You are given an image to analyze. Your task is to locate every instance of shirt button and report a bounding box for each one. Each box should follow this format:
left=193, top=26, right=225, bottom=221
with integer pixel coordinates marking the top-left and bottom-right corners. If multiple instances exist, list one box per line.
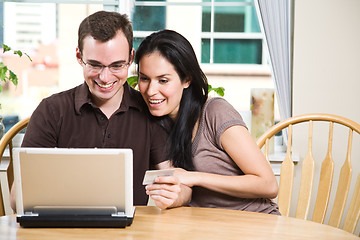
left=100, top=116, right=105, bottom=121
left=107, top=134, right=111, bottom=138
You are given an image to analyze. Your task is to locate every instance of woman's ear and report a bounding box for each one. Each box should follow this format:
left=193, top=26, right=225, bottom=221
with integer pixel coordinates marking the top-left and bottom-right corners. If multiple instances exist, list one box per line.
left=183, top=78, right=191, bottom=89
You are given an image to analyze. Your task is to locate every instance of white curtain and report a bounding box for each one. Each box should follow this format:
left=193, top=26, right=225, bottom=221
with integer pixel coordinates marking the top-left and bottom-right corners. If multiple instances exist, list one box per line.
left=254, top=0, right=293, bottom=122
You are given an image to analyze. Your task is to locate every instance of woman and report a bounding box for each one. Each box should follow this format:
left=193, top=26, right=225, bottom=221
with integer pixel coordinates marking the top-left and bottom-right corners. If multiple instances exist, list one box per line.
left=135, top=29, right=280, bottom=214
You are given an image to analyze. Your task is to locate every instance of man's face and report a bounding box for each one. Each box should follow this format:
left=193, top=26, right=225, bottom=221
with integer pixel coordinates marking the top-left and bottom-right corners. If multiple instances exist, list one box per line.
left=76, top=31, right=133, bottom=107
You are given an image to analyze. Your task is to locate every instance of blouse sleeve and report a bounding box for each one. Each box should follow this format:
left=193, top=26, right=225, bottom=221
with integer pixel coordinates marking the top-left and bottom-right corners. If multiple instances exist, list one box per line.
left=202, top=97, right=247, bottom=149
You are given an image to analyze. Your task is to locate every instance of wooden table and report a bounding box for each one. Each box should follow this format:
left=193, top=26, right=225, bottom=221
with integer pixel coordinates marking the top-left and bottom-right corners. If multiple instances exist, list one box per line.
left=0, top=206, right=358, bottom=240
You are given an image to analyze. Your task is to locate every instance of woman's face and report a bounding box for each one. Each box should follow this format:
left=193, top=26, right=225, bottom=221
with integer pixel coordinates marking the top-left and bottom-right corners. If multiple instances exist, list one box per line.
left=138, top=52, right=190, bottom=121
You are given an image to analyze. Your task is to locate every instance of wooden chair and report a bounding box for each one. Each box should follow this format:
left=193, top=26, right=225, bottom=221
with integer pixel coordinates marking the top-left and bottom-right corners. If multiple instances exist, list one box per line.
left=257, top=113, right=360, bottom=235
left=0, top=117, right=30, bottom=216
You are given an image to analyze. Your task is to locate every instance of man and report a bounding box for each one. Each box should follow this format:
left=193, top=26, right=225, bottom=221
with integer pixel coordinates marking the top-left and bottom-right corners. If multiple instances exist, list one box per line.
left=10, top=11, right=190, bottom=209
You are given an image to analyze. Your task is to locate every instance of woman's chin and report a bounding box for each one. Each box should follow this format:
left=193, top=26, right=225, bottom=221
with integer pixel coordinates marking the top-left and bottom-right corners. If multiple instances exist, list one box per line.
left=149, top=109, right=166, bottom=118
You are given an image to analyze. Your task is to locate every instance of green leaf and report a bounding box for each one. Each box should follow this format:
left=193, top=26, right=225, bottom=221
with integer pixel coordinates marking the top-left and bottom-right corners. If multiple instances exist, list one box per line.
left=127, top=76, right=138, bottom=88
left=208, top=85, right=225, bottom=97
left=214, top=87, right=225, bottom=97
left=2, top=44, right=11, bottom=53
left=0, top=66, right=8, bottom=82
left=9, top=70, right=18, bottom=86
left=14, top=50, right=23, bottom=57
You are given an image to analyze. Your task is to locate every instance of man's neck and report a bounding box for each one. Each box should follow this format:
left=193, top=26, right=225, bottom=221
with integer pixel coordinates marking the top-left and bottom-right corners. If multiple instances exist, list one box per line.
left=93, top=87, right=124, bottom=119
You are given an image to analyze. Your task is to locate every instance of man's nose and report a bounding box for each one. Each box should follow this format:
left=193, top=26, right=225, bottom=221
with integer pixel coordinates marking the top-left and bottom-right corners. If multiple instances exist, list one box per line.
left=99, top=66, right=112, bottom=82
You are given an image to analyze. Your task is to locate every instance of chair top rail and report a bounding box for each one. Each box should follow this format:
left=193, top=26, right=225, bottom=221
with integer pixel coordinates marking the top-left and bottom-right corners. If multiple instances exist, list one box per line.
left=256, top=113, right=360, bottom=148
left=0, top=117, right=30, bottom=159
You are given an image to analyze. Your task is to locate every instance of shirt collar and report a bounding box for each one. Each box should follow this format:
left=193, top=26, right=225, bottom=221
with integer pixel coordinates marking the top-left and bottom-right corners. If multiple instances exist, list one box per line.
left=74, top=82, right=144, bottom=115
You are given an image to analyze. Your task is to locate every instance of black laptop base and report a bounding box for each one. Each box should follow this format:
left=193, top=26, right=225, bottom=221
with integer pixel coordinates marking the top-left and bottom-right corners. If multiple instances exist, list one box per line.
left=17, top=215, right=134, bottom=228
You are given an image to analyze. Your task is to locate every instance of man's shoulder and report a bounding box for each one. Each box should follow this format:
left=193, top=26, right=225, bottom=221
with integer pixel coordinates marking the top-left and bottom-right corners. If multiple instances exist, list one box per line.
left=35, top=84, right=85, bottom=116
left=43, top=85, right=79, bottom=102
left=41, top=84, right=86, bottom=107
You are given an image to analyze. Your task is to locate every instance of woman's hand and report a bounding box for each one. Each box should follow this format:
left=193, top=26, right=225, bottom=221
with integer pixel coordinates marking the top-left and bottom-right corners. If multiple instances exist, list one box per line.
left=173, top=168, right=198, bottom=187
left=149, top=161, right=193, bottom=209
left=145, top=175, right=182, bottom=209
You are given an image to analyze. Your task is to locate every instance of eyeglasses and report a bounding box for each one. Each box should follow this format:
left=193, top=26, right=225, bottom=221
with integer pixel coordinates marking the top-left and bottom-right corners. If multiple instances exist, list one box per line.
left=81, top=58, right=130, bottom=74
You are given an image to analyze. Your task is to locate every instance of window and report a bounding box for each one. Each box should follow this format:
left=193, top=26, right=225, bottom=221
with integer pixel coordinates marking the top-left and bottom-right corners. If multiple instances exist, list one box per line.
left=0, top=0, right=275, bottom=127
left=201, top=0, right=262, bottom=64
left=132, top=0, right=264, bottom=65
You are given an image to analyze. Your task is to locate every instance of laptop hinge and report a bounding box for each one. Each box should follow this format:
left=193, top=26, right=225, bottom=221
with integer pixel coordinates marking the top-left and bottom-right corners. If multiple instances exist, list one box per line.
left=24, top=212, right=39, bottom=217
left=111, top=212, right=126, bottom=217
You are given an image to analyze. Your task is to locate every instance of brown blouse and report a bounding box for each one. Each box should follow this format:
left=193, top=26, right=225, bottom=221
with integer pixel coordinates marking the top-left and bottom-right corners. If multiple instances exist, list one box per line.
left=189, top=97, right=280, bottom=215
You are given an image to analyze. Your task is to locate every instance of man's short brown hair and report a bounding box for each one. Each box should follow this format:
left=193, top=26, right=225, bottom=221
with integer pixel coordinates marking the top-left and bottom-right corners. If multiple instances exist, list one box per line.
left=78, top=11, right=133, bottom=55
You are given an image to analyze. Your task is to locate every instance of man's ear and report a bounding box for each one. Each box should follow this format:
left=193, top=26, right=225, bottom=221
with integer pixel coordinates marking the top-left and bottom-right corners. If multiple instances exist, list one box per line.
left=129, top=48, right=135, bottom=65
left=75, top=47, right=82, bottom=65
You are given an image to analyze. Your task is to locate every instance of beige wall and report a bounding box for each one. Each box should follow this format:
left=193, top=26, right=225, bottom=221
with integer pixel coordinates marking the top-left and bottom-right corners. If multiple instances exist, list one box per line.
left=292, top=0, right=360, bottom=233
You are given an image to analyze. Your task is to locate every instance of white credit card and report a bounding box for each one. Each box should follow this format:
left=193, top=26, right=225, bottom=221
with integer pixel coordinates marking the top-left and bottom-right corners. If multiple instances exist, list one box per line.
left=142, top=169, right=175, bottom=185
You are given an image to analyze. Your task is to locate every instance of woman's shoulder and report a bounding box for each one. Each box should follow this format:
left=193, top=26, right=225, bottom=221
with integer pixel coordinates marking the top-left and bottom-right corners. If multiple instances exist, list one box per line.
left=203, top=97, right=236, bottom=115
left=201, top=97, right=246, bottom=129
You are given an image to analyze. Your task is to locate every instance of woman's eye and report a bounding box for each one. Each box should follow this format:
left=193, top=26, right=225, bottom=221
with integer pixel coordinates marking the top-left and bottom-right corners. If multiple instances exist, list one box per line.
left=139, top=76, right=149, bottom=81
left=159, top=79, right=168, bottom=84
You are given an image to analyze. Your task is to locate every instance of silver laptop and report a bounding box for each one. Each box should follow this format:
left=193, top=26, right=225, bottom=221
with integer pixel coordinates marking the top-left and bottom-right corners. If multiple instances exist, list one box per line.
left=13, top=147, right=135, bottom=228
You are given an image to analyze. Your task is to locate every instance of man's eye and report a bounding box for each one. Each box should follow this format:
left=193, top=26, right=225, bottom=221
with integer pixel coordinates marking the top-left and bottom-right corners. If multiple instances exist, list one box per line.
left=89, top=64, right=102, bottom=69
left=110, top=64, right=123, bottom=69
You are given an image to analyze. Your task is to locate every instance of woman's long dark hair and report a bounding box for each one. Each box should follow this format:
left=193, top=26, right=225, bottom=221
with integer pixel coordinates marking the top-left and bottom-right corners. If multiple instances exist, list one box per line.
left=135, top=30, right=208, bottom=170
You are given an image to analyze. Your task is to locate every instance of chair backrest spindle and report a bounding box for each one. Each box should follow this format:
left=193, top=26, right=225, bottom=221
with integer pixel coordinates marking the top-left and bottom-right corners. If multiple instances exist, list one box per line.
left=312, top=122, right=335, bottom=223
left=328, top=129, right=353, bottom=228
left=295, top=120, right=315, bottom=219
left=277, top=124, right=294, bottom=217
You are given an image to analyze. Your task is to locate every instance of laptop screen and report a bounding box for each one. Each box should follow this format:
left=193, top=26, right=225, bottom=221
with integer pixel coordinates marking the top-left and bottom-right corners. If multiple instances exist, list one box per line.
left=13, top=148, right=134, bottom=218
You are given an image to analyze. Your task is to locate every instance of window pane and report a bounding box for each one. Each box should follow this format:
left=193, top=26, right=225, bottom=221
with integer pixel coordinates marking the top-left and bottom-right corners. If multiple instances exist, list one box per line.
left=201, top=39, right=210, bottom=63
left=132, top=0, right=165, bottom=31
left=133, top=37, right=144, bottom=51
left=202, top=1, right=260, bottom=33
left=202, top=38, right=262, bottom=64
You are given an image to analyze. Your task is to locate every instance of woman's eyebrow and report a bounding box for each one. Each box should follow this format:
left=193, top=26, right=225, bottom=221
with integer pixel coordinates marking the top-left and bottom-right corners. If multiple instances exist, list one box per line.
left=140, top=73, right=170, bottom=78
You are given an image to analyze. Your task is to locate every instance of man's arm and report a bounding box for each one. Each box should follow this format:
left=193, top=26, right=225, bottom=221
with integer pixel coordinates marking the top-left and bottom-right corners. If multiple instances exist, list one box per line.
left=21, top=99, right=58, bottom=148
left=146, top=161, right=192, bottom=209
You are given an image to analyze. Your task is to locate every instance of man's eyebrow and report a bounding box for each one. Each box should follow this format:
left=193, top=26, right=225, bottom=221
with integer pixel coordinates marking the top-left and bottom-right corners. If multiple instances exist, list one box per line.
left=86, top=59, right=128, bottom=65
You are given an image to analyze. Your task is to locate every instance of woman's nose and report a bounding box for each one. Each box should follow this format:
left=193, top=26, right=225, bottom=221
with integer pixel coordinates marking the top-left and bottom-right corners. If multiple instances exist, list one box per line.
left=146, top=81, right=158, bottom=96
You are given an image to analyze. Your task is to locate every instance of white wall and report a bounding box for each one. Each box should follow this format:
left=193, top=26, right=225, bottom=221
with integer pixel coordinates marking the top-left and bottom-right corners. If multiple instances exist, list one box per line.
left=292, top=0, right=360, bottom=234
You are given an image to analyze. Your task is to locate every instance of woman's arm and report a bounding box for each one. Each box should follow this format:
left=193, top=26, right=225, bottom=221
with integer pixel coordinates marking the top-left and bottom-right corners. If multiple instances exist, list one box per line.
left=175, top=125, right=278, bottom=199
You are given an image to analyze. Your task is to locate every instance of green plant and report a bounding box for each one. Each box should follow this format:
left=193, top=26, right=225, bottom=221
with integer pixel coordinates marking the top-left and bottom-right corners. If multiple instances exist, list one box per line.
left=0, top=44, right=32, bottom=94
left=127, top=75, right=138, bottom=88
left=0, top=44, right=32, bottom=108
left=208, top=84, right=225, bottom=97
left=127, top=76, right=225, bottom=97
